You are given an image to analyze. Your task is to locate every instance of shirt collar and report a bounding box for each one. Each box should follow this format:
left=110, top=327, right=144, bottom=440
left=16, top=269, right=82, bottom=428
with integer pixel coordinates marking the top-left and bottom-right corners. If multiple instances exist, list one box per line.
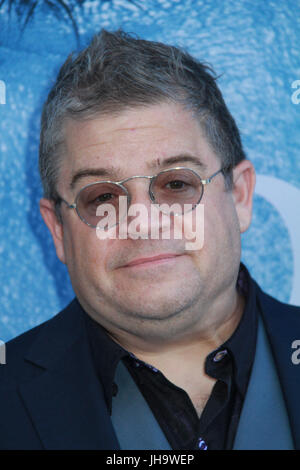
left=205, top=262, right=258, bottom=396
left=84, top=313, right=129, bottom=414
left=226, top=262, right=258, bottom=396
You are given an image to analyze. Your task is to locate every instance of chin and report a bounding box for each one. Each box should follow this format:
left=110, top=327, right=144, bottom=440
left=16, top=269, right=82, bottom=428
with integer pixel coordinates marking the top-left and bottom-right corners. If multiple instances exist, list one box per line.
left=120, top=282, right=203, bottom=321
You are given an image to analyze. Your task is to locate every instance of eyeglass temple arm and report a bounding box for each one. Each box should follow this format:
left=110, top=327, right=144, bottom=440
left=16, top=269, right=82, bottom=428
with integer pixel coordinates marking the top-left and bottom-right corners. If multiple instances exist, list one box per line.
left=201, top=167, right=228, bottom=185
left=56, top=197, right=76, bottom=210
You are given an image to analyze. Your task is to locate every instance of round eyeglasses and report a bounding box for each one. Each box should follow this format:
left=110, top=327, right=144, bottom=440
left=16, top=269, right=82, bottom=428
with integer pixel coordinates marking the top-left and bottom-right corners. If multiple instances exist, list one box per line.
left=56, top=166, right=225, bottom=228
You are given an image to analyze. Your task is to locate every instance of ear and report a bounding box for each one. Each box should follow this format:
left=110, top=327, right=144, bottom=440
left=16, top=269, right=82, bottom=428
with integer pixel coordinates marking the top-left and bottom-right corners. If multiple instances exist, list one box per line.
left=39, top=198, right=66, bottom=264
left=231, top=160, right=256, bottom=233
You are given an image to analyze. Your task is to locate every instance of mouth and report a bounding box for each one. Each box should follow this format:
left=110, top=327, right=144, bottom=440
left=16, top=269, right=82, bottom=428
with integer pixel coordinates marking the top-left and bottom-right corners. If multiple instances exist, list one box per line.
left=121, top=253, right=183, bottom=268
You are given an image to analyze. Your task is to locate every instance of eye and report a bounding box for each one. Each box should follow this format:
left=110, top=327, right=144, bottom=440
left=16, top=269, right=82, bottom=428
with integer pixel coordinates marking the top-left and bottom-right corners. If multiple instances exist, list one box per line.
left=85, top=188, right=119, bottom=207
left=166, top=180, right=190, bottom=190
left=92, top=193, right=115, bottom=204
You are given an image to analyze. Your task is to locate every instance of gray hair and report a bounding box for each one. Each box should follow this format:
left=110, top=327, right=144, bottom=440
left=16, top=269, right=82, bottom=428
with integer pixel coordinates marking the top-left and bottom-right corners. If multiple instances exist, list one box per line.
left=39, top=29, right=246, bottom=203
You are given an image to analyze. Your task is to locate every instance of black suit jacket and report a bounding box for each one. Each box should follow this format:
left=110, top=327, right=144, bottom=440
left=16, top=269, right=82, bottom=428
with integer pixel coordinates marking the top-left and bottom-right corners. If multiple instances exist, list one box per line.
left=1, top=279, right=300, bottom=450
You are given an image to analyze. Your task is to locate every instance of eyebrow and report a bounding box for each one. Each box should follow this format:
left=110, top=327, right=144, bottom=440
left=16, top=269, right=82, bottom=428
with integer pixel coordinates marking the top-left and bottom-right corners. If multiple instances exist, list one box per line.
left=70, top=154, right=207, bottom=189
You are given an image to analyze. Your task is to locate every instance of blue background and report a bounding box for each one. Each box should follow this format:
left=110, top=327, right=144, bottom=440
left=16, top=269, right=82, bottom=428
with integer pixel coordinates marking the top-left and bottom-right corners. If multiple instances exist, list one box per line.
left=0, top=0, right=300, bottom=342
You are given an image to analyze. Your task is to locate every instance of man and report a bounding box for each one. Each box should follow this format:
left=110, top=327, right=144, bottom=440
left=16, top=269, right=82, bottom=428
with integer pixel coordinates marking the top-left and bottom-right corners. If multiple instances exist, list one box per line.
left=0, top=29, right=299, bottom=450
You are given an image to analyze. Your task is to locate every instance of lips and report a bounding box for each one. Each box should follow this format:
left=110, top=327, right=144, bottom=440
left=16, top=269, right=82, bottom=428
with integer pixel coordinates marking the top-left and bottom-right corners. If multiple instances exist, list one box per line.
left=122, top=253, right=182, bottom=268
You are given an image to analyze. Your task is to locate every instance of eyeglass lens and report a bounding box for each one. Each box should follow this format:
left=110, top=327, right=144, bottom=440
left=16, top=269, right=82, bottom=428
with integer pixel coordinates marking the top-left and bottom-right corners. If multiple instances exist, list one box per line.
left=76, top=168, right=204, bottom=227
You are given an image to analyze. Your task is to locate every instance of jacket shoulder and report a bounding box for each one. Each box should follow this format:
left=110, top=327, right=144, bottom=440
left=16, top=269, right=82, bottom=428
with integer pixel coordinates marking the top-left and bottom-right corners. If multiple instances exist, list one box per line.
left=0, top=299, right=79, bottom=384
left=256, top=282, right=300, bottom=322
left=255, top=281, right=300, bottom=352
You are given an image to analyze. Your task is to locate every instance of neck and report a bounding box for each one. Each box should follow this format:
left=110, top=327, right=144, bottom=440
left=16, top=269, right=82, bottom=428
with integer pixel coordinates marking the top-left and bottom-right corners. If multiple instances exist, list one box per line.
left=108, top=287, right=245, bottom=374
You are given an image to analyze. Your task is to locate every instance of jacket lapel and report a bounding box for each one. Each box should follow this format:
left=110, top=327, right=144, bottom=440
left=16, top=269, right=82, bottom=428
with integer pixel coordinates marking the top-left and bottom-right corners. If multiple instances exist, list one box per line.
left=256, top=283, right=300, bottom=449
left=233, top=314, right=294, bottom=449
left=18, top=299, right=120, bottom=450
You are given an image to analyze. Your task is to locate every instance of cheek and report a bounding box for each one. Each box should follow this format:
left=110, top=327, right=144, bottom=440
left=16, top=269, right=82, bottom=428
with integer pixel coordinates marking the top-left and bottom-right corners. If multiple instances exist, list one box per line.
left=172, top=205, right=205, bottom=252
left=63, top=223, right=111, bottom=277
left=207, top=202, right=241, bottom=259
left=191, top=198, right=240, bottom=259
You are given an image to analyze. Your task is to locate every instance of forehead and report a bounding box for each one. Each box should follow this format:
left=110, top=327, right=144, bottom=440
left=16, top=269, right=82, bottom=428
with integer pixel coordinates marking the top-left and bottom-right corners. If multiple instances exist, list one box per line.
left=61, top=102, right=218, bottom=189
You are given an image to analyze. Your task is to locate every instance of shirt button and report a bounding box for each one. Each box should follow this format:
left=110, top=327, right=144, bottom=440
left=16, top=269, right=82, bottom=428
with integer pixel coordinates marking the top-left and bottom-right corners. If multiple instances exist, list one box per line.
left=198, top=438, right=208, bottom=450
left=213, top=349, right=228, bottom=362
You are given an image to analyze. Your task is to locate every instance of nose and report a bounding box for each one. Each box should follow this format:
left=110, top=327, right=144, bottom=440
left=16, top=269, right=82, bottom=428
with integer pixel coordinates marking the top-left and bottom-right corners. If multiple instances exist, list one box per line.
left=119, top=177, right=169, bottom=240
left=126, top=176, right=153, bottom=204
left=125, top=178, right=155, bottom=239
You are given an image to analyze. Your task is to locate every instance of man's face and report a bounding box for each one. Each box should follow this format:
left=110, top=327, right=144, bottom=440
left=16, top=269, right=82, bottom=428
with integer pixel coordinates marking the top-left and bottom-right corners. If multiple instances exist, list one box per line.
left=41, top=102, right=255, bottom=342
